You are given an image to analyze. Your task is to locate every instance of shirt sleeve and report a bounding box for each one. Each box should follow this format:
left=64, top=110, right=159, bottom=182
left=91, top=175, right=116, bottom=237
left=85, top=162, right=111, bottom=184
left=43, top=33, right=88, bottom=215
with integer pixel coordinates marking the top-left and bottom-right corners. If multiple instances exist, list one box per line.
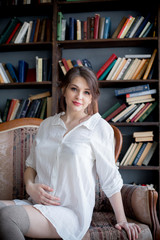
left=91, top=119, right=123, bottom=198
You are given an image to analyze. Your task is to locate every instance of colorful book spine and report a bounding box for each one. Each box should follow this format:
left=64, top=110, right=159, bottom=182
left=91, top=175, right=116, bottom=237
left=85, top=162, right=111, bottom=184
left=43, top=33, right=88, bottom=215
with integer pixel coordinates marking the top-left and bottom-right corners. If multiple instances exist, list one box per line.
left=115, top=84, right=150, bottom=96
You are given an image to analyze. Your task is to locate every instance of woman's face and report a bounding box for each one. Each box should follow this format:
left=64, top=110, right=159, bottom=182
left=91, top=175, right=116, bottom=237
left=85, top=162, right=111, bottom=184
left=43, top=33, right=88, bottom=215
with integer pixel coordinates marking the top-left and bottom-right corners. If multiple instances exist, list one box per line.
left=63, top=76, right=92, bottom=113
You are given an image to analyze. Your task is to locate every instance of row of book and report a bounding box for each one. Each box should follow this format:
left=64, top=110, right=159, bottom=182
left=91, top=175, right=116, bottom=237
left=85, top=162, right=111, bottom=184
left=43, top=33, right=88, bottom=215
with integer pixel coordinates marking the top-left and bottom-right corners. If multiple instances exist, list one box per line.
left=120, top=131, right=158, bottom=166
left=102, top=84, right=157, bottom=123
left=0, top=57, right=51, bottom=84
left=0, top=17, right=52, bottom=45
left=57, top=11, right=156, bottom=41
left=0, top=91, right=51, bottom=123
left=112, top=13, right=155, bottom=39
left=59, top=58, right=93, bottom=75
left=57, top=12, right=111, bottom=41
left=96, top=49, right=157, bottom=80
left=0, top=0, right=52, bottom=6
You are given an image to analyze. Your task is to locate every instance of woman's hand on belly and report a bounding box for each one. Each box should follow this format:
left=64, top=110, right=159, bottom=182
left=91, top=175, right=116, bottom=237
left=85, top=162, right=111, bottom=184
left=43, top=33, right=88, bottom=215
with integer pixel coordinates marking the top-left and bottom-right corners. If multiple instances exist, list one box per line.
left=26, top=182, right=61, bottom=206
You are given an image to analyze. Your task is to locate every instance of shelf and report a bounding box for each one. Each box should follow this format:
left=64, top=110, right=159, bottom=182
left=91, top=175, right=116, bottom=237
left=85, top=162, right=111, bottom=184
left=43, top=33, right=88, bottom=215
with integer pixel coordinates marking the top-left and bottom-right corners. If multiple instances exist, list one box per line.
left=0, top=82, right=52, bottom=89
left=0, top=42, right=52, bottom=52
left=120, top=166, right=160, bottom=170
left=111, top=122, right=160, bottom=127
left=57, top=37, right=158, bottom=49
left=98, top=80, right=159, bottom=88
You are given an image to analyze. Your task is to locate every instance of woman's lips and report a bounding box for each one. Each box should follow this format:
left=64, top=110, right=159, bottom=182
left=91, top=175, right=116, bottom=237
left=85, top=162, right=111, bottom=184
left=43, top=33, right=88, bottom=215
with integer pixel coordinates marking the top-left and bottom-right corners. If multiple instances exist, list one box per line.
left=73, top=101, right=82, bottom=106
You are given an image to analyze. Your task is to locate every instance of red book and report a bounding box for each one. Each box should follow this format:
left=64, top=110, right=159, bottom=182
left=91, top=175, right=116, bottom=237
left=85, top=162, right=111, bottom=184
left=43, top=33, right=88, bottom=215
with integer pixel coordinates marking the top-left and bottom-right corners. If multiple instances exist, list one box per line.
left=83, top=20, right=87, bottom=40
left=26, top=68, right=36, bottom=82
left=130, top=102, right=150, bottom=122
left=94, top=14, right=100, bottom=39
left=7, top=99, right=18, bottom=121
left=6, top=22, right=21, bottom=44
left=96, top=53, right=117, bottom=79
left=105, top=103, right=127, bottom=122
left=62, top=58, right=70, bottom=72
left=117, top=15, right=132, bottom=38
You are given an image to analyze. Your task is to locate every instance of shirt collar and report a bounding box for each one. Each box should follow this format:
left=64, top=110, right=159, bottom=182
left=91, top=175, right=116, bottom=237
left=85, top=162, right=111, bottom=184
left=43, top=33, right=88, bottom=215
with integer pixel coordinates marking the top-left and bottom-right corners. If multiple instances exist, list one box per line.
left=51, top=112, right=102, bottom=130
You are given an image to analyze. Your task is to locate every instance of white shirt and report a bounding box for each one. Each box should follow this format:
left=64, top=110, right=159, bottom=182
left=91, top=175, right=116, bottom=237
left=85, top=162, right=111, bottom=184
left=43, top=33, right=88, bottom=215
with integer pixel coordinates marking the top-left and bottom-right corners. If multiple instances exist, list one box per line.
left=25, top=112, right=123, bottom=240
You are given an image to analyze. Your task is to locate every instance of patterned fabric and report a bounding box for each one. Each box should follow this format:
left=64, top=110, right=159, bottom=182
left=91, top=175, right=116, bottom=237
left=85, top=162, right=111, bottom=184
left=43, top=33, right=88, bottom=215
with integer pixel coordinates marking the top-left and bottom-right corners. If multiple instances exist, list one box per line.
left=0, top=127, right=38, bottom=200
left=89, top=212, right=128, bottom=240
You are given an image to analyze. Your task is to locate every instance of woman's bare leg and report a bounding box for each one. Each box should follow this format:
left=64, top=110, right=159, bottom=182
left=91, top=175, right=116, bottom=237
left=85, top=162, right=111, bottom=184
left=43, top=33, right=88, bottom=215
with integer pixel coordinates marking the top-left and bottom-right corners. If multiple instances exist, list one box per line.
left=23, top=205, right=61, bottom=239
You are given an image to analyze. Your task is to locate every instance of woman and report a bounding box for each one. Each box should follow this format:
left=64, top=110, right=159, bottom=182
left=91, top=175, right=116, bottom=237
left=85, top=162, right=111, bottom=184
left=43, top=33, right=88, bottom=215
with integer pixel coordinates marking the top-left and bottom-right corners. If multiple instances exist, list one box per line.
left=0, top=66, right=141, bottom=240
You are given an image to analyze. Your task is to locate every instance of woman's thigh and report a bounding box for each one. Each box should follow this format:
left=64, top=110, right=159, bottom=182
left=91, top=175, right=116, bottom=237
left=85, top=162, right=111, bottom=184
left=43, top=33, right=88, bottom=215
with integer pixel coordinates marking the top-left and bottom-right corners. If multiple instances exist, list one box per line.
left=23, top=205, right=61, bottom=239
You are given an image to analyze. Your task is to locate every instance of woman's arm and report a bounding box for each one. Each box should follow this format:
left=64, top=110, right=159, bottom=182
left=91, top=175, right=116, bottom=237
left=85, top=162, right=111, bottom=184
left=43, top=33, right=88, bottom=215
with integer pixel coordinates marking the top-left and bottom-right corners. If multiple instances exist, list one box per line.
left=24, top=167, right=60, bottom=206
left=109, top=192, right=141, bottom=240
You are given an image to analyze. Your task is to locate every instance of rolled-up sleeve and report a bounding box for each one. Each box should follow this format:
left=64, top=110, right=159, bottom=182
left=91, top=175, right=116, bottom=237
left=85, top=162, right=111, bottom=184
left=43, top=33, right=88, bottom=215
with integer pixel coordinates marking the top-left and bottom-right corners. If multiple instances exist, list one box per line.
left=91, top=119, right=123, bottom=198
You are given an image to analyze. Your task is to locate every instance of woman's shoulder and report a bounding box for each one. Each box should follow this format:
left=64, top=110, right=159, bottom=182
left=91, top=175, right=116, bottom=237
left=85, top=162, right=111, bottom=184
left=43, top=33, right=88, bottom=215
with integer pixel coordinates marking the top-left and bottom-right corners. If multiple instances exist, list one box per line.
left=38, top=112, right=63, bottom=129
left=92, top=113, right=113, bottom=132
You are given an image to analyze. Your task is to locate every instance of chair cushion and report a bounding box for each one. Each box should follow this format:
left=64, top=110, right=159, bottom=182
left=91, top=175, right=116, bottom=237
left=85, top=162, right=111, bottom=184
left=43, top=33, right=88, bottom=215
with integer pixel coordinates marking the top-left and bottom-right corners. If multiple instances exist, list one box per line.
left=89, top=212, right=153, bottom=240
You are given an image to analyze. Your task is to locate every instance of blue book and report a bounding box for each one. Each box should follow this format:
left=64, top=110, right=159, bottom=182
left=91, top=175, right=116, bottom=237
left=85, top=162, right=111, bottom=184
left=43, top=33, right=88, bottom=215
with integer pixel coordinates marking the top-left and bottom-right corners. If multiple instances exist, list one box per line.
left=29, top=19, right=36, bottom=42
left=18, top=60, right=28, bottom=83
left=133, top=12, right=151, bottom=38
left=99, top=59, right=116, bottom=80
left=132, top=143, right=147, bottom=166
left=103, top=17, right=111, bottom=39
left=5, top=63, right=18, bottom=83
left=69, top=17, right=76, bottom=40
left=115, top=84, right=150, bottom=96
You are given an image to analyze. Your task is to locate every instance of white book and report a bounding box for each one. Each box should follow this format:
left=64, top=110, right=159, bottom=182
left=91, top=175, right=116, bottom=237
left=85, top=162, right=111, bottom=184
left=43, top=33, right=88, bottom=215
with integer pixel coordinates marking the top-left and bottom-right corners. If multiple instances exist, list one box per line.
left=111, top=57, right=126, bottom=80
left=112, top=104, right=136, bottom=122
left=129, top=16, right=144, bottom=38
left=142, top=142, right=158, bottom=166
left=36, top=56, right=43, bottom=82
left=126, top=103, right=145, bottom=122
left=14, top=21, right=30, bottom=43
left=139, top=21, right=151, bottom=38
left=0, top=63, right=10, bottom=83
left=61, top=19, right=67, bottom=41
left=126, top=89, right=157, bottom=98
left=116, top=58, right=132, bottom=80
left=106, top=57, right=121, bottom=80
left=25, top=21, right=33, bottom=43
left=123, top=58, right=140, bottom=80
left=120, top=143, right=134, bottom=166
left=125, top=54, right=151, bottom=58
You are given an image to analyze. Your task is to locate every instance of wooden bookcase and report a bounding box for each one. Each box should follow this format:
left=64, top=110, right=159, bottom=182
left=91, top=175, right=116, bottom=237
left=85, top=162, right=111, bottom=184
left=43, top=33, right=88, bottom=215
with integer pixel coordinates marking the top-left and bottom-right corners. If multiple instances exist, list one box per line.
left=0, top=0, right=159, bottom=218
left=53, top=0, right=160, bottom=218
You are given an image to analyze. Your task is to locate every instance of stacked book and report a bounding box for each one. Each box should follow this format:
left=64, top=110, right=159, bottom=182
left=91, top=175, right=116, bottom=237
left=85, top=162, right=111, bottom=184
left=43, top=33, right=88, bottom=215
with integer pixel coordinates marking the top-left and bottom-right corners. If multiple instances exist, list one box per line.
left=96, top=49, right=157, bottom=80
left=0, top=17, right=52, bottom=45
left=57, top=12, right=111, bottom=41
left=1, top=91, right=51, bottom=122
left=120, top=131, right=158, bottom=166
left=102, top=84, right=157, bottom=123
left=112, top=12, right=155, bottom=39
left=59, top=58, right=92, bottom=74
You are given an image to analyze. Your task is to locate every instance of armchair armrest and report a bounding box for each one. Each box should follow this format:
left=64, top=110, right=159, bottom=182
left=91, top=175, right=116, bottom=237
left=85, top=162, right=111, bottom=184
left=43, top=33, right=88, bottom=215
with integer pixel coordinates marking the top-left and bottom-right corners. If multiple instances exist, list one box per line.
left=121, top=184, right=160, bottom=240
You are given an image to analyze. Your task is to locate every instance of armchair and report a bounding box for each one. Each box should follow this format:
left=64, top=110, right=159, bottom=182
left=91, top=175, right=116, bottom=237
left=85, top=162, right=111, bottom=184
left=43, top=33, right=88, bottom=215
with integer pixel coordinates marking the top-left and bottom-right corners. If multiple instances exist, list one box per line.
left=0, top=118, right=159, bottom=240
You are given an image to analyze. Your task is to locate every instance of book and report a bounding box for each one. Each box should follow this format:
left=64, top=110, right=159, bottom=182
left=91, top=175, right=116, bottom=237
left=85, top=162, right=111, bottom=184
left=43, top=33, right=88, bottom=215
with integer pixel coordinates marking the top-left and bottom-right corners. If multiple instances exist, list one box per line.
left=36, top=56, right=43, bottom=82
left=133, top=12, right=151, bottom=38
left=130, top=102, right=151, bottom=122
left=29, top=19, right=37, bottom=42
left=25, top=68, right=36, bottom=82
left=105, top=103, right=127, bottom=122
left=103, top=17, right=111, bottom=39
left=126, top=142, right=143, bottom=166
left=126, top=89, right=157, bottom=98
left=96, top=53, right=117, bottom=79
left=135, top=136, right=153, bottom=142
left=106, top=57, right=121, bottom=80
left=133, top=131, right=153, bottom=138
left=98, top=17, right=105, bottom=39
left=101, top=102, right=121, bottom=119
left=126, top=94, right=153, bottom=103
left=6, top=22, right=21, bottom=44
left=118, top=104, right=137, bottom=122
left=33, top=18, right=41, bottom=42
left=116, top=58, right=132, bottom=80
left=61, top=18, right=67, bottom=41
left=120, top=142, right=135, bottom=166
left=143, top=49, right=157, bottom=80
left=132, top=143, right=147, bottom=165
left=14, top=21, right=29, bottom=43
left=138, top=101, right=158, bottom=122
left=69, top=17, right=76, bottom=40
left=120, top=143, right=137, bottom=166
left=98, top=59, right=116, bottom=80
left=28, top=91, right=51, bottom=101
left=0, top=63, right=10, bottom=83
left=77, top=19, right=81, bottom=40
left=126, top=103, right=145, bottom=123
left=25, top=20, right=33, bottom=43
left=117, top=15, right=134, bottom=38
left=2, top=99, right=11, bottom=122
left=131, top=59, right=148, bottom=79
left=57, top=12, right=63, bottom=41
left=142, top=141, right=158, bottom=166
left=18, top=60, right=28, bottom=83
left=128, top=16, right=144, bottom=38
left=115, top=84, right=150, bottom=96
left=111, top=104, right=136, bottom=123
left=5, top=63, right=18, bottom=83
left=94, top=14, right=100, bottom=39
left=124, top=54, right=151, bottom=58
left=136, top=142, right=153, bottom=166
left=6, top=99, right=18, bottom=121
left=111, top=58, right=127, bottom=80
left=59, top=60, right=67, bottom=75
left=111, top=16, right=127, bottom=38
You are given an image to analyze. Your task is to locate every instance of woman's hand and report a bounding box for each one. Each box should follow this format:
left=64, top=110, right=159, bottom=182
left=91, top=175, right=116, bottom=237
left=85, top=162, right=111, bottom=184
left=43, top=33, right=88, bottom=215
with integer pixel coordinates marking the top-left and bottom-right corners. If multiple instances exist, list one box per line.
left=115, top=221, right=141, bottom=240
left=26, top=182, right=60, bottom=206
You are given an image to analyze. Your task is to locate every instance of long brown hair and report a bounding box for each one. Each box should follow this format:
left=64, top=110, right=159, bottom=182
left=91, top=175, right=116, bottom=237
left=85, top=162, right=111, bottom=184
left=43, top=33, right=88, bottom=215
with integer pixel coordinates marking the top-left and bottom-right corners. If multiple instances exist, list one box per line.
left=59, top=66, right=100, bottom=113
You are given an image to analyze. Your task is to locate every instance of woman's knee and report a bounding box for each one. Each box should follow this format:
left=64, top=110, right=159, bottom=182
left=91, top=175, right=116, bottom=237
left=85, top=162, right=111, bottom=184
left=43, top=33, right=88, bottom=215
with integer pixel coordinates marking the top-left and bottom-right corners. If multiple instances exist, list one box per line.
left=0, top=205, right=30, bottom=234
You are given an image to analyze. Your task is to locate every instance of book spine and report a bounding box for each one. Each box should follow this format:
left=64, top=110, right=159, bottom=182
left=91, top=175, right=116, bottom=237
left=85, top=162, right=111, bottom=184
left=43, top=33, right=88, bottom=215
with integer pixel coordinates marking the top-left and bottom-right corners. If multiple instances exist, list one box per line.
left=96, top=53, right=117, bottom=79
left=132, top=143, right=147, bottom=165
left=138, top=101, right=158, bottom=122
left=115, top=84, right=150, bottom=96
left=105, top=103, right=127, bottom=121
left=94, top=14, right=100, bottom=39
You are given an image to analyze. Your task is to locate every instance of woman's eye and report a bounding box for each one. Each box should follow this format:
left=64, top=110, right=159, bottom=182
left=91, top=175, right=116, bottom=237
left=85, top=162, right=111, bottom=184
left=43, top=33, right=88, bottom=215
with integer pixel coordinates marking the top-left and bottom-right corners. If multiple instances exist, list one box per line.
left=71, top=87, right=77, bottom=91
left=84, top=91, right=90, bottom=95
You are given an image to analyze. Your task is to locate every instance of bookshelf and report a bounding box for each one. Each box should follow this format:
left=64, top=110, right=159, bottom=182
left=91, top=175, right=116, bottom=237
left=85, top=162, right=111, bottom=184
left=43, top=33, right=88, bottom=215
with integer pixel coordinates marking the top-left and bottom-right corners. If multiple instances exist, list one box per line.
left=0, top=0, right=159, bottom=219
left=54, top=0, right=160, bottom=219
